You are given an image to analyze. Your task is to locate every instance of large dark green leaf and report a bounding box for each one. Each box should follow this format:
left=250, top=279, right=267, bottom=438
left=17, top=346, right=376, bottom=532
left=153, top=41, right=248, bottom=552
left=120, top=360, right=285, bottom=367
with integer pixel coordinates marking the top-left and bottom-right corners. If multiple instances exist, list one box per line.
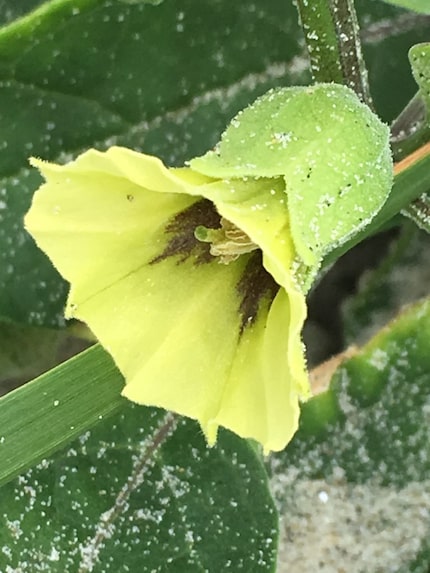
left=0, top=407, right=278, bottom=572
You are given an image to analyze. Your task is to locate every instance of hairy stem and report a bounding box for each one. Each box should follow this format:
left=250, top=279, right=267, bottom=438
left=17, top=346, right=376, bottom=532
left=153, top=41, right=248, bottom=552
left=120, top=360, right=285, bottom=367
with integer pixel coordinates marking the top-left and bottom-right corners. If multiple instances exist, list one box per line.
left=295, top=0, right=344, bottom=85
left=295, top=0, right=372, bottom=107
left=329, top=0, right=372, bottom=107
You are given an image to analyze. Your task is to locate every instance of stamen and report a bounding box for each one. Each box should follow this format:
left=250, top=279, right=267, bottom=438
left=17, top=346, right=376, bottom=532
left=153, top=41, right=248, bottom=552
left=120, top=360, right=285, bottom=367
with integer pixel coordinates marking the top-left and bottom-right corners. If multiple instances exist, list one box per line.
left=195, top=217, right=258, bottom=264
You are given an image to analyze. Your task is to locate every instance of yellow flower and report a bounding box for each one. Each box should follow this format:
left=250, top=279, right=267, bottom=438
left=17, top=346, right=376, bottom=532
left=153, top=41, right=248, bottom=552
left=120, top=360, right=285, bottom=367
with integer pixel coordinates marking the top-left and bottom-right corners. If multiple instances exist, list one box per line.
left=25, top=146, right=309, bottom=452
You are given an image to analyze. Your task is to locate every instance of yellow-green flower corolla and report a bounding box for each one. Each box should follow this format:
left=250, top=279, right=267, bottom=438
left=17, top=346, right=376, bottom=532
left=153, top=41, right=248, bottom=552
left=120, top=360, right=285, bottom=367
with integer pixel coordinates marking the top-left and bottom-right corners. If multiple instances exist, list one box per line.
left=24, top=84, right=393, bottom=452
left=25, top=147, right=310, bottom=452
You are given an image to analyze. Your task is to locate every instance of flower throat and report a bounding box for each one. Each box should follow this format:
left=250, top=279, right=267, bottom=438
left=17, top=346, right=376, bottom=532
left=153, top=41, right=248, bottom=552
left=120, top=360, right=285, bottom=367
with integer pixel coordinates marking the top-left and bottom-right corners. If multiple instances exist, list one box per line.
left=194, top=217, right=258, bottom=264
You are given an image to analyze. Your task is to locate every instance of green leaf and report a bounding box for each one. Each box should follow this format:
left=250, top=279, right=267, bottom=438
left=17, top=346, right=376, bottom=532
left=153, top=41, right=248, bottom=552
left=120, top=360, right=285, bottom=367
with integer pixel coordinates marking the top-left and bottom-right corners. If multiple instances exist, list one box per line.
left=272, top=297, right=430, bottom=570
left=379, top=0, right=430, bottom=14
left=0, top=344, right=124, bottom=487
left=0, top=408, right=278, bottom=572
left=409, top=43, right=430, bottom=116
left=191, top=84, right=392, bottom=266
left=305, top=296, right=430, bottom=477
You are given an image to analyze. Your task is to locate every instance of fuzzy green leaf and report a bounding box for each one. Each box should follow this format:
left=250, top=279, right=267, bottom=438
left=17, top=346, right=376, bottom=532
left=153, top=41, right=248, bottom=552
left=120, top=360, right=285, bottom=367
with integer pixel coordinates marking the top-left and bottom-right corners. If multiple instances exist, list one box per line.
left=0, top=408, right=278, bottom=572
left=409, top=43, right=430, bottom=116
left=191, top=84, right=392, bottom=266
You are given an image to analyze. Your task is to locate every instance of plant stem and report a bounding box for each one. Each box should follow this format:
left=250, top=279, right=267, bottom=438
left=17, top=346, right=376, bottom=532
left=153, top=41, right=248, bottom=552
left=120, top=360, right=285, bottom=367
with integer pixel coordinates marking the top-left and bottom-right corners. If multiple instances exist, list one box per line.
left=295, top=0, right=373, bottom=107
left=295, top=0, right=344, bottom=85
left=329, top=0, right=372, bottom=107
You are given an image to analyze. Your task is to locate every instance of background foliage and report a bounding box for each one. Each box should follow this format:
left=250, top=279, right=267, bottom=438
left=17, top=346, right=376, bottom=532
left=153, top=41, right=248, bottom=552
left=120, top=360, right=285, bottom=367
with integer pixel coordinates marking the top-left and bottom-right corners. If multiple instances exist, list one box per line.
left=0, top=0, right=429, bottom=571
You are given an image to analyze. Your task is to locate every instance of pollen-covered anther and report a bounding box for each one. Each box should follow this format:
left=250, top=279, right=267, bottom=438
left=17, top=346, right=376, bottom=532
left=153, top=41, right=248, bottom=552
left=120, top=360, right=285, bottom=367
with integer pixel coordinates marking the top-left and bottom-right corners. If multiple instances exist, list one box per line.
left=194, top=217, right=258, bottom=264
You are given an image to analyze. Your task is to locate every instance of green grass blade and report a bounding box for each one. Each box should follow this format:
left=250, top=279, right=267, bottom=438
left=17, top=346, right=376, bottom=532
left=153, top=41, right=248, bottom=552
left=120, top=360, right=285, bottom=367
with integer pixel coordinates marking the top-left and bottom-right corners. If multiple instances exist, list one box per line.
left=0, top=344, right=124, bottom=486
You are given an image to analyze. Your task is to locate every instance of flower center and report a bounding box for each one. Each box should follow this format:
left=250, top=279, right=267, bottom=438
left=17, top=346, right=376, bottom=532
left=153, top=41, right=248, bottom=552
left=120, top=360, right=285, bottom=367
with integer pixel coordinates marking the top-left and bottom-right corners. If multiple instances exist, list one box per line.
left=194, top=218, right=258, bottom=264
left=150, top=199, right=279, bottom=333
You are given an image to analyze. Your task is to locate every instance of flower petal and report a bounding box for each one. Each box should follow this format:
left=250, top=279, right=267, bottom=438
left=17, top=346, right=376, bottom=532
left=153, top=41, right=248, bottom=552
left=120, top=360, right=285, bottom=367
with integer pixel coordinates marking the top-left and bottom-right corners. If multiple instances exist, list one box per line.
left=25, top=148, right=210, bottom=312
left=209, top=287, right=307, bottom=452
left=25, top=148, right=308, bottom=451
left=194, top=176, right=310, bottom=395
